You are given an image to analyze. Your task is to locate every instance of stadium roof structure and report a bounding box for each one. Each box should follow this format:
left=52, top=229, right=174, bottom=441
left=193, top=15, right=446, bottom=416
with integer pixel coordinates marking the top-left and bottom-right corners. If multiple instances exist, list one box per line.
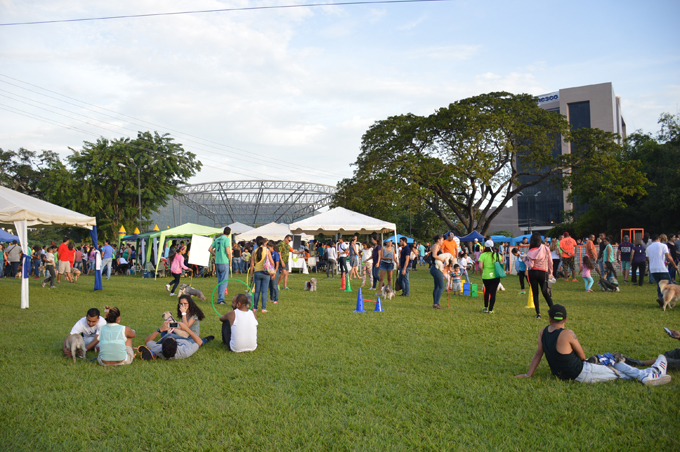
left=175, top=180, right=337, bottom=227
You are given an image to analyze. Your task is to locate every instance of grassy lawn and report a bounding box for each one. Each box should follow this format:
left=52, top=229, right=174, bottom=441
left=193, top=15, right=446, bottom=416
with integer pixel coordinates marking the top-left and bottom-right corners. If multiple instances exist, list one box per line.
left=0, top=268, right=678, bottom=451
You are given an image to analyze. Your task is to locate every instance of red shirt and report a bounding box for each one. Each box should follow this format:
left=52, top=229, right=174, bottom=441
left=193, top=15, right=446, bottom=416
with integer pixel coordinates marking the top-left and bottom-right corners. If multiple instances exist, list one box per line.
left=58, top=243, right=75, bottom=263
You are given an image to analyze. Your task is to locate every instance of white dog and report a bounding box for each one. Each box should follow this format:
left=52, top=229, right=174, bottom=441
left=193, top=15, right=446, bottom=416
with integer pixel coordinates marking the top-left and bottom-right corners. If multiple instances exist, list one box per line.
left=381, top=284, right=395, bottom=300
left=65, top=334, right=87, bottom=363
left=434, top=253, right=455, bottom=272
left=304, top=278, right=317, bottom=291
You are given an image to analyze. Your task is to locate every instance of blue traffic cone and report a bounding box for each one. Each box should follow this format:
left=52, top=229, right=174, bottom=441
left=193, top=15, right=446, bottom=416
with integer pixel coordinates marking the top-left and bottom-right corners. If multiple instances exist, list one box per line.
left=374, top=296, right=383, bottom=312
left=354, top=287, right=365, bottom=313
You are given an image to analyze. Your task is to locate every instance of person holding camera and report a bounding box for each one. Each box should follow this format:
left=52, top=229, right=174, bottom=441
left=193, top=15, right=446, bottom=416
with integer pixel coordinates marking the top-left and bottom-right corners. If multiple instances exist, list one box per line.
left=138, top=304, right=214, bottom=360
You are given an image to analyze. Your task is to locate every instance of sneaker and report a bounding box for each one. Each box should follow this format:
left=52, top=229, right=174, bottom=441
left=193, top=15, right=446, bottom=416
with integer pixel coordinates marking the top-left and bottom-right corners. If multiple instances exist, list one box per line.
left=488, top=310, right=495, bottom=314
left=165, top=284, right=170, bottom=292
left=50, top=286, right=57, bottom=289
left=169, top=293, right=176, bottom=296
left=261, top=309, right=268, bottom=313
left=572, top=279, right=578, bottom=282
left=518, top=291, right=525, bottom=295
left=216, top=301, right=226, bottom=305
left=137, top=345, right=155, bottom=361
left=536, top=314, right=541, bottom=319
left=656, top=298, right=664, bottom=307
left=285, top=287, right=289, bottom=290
left=204, top=335, right=215, bottom=343
left=642, top=372, right=671, bottom=386
left=433, top=304, right=443, bottom=309
left=272, top=301, right=278, bottom=304
left=652, top=354, right=668, bottom=375
left=483, top=307, right=488, bottom=313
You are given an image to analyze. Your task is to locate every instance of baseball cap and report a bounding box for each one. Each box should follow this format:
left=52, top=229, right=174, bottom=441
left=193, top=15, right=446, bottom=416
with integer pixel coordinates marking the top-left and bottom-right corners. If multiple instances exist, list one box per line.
left=484, top=239, right=494, bottom=248
left=563, top=232, right=570, bottom=237
left=548, top=304, right=567, bottom=321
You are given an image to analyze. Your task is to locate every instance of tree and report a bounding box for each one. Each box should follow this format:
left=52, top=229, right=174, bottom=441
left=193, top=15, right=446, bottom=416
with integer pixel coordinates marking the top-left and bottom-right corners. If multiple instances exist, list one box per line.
left=2, top=131, right=202, bottom=241
left=334, top=92, right=647, bottom=235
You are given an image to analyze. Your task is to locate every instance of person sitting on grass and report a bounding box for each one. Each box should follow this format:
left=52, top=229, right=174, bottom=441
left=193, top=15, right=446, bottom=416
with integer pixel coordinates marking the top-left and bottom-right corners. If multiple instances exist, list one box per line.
left=219, top=294, right=258, bottom=353
left=515, top=304, right=671, bottom=386
left=177, top=294, right=205, bottom=336
left=623, top=328, right=680, bottom=371
left=63, top=308, right=106, bottom=359
left=138, top=314, right=214, bottom=360
left=97, top=306, right=136, bottom=366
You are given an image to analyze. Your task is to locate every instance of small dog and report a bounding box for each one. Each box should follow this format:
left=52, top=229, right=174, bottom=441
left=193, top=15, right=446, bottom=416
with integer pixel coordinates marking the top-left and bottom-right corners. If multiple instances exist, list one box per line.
left=65, top=334, right=87, bottom=363
left=658, top=280, right=679, bottom=311
left=381, top=284, right=395, bottom=300
left=304, top=278, right=317, bottom=291
left=434, top=253, right=454, bottom=272
left=178, top=284, right=206, bottom=301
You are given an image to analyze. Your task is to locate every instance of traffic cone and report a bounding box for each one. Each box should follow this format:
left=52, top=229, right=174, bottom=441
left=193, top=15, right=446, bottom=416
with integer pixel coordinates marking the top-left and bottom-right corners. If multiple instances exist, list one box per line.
left=354, top=288, right=365, bottom=313
left=526, top=290, right=535, bottom=309
left=344, top=275, right=352, bottom=292
left=224, top=287, right=229, bottom=296
left=374, top=296, right=383, bottom=312
left=340, top=273, right=346, bottom=290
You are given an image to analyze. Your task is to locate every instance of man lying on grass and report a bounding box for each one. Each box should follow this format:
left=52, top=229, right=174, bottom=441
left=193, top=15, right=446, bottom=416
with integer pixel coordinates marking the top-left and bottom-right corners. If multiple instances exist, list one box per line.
left=63, top=308, right=106, bottom=359
left=138, top=306, right=214, bottom=360
left=220, top=294, right=258, bottom=353
left=515, top=304, right=671, bottom=386
left=624, top=327, right=680, bottom=371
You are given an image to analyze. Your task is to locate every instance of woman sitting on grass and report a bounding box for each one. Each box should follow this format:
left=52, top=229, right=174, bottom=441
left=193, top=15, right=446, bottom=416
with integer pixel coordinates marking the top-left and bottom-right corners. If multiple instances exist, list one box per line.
left=220, top=294, right=258, bottom=352
left=98, top=306, right=136, bottom=366
left=178, top=294, right=205, bottom=336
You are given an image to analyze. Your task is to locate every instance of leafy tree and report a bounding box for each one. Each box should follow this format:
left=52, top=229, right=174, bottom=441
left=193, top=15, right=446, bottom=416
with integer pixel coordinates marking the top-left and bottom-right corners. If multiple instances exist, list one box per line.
left=334, top=92, right=647, bottom=235
left=0, top=148, right=62, bottom=196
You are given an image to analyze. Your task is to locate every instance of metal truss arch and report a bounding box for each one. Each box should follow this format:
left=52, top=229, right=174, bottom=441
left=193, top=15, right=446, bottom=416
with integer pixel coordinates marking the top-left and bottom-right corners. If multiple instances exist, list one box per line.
left=175, top=180, right=337, bottom=226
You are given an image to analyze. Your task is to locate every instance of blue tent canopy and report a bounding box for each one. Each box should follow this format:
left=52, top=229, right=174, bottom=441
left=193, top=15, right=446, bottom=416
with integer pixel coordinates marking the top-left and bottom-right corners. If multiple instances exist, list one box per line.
left=490, top=235, right=513, bottom=244
left=0, top=229, right=20, bottom=242
left=458, top=231, right=485, bottom=242
left=384, top=233, right=414, bottom=244
left=513, top=234, right=547, bottom=245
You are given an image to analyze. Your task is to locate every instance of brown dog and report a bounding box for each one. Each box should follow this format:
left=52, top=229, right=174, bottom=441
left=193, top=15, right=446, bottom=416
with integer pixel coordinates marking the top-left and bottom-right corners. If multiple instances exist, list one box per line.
left=658, top=280, right=679, bottom=311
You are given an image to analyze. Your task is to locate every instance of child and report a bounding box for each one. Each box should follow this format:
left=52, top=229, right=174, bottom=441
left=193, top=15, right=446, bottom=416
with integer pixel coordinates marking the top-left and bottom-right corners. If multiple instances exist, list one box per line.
left=580, top=256, right=595, bottom=292
left=512, top=248, right=527, bottom=294
left=450, top=264, right=463, bottom=295
left=41, top=245, right=57, bottom=288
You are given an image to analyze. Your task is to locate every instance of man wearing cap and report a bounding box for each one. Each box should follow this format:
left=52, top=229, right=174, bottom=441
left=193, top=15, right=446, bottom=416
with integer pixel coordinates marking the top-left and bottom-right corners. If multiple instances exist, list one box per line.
left=558, top=232, right=577, bottom=282
left=516, top=304, right=671, bottom=385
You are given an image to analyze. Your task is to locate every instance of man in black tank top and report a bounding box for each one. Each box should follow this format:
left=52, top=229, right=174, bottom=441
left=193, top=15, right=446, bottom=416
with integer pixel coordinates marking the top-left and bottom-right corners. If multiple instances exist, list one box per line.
left=516, top=305, right=671, bottom=386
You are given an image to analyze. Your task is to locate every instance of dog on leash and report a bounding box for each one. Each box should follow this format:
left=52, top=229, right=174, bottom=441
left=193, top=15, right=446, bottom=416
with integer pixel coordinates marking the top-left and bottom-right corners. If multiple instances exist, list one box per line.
left=381, top=284, right=395, bottom=300
left=434, top=253, right=454, bottom=272
left=658, top=280, right=679, bottom=311
left=304, top=278, right=317, bottom=291
left=65, top=334, right=87, bottom=363
left=178, top=284, right=206, bottom=301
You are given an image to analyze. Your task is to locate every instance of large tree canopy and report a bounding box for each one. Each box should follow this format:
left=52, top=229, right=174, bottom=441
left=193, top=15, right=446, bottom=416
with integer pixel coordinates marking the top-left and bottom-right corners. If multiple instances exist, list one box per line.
left=334, top=92, right=647, bottom=235
left=1, top=131, right=202, bottom=240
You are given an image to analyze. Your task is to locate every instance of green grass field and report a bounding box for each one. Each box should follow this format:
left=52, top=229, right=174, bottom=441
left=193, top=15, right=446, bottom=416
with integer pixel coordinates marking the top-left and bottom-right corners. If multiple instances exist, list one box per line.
left=0, top=268, right=678, bottom=451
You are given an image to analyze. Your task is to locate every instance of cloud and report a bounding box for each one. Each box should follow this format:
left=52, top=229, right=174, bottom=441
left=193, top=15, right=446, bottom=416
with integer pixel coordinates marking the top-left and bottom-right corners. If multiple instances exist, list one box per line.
left=398, top=13, right=426, bottom=31
left=406, top=44, right=482, bottom=61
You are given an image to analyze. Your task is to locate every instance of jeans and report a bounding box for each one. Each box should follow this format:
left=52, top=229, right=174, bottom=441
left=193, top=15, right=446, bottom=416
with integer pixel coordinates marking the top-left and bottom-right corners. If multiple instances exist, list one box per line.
left=398, top=268, right=410, bottom=295
left=270, top=271, right=280, bottom=301
left=631, top=261, right=646, bottom=286
left=215, top=263, right=229, bottom=303
left=232, top=257, right=242, bottom=273
left=518, top=270, right=526, bottom=290
left=33, top=260, right=40, bottom=276
left=651, top=272, right=671, bottom=299
left=430, top=265, right=445, bottom=306
left=338, top=257, right=347, bottom=275
left=326, top=259, right=336, bottom=278
left=170, top=272, right=181, bottom=293
left=222, top=321, right=233, bottom=351
left=372, top=265, right=380, bottom=289
left=575, top=361, right=655, bottom=383
left=584, top=276, right=594, bottom=291
left=241, top=258, right=248, bottom=273
left=10, top=261, right=20, bottom=277
left=42, top=264, right=56, bottom=287
left=102, top=258, right=112, bottom=279
left=528, top=269, right=553, bottom=315
left=253, top=271, right=269, bottom=310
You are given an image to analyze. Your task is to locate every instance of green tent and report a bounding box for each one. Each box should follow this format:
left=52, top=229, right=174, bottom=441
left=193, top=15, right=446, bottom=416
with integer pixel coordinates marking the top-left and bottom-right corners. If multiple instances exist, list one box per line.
left=153, top=223, right=225, bottom=272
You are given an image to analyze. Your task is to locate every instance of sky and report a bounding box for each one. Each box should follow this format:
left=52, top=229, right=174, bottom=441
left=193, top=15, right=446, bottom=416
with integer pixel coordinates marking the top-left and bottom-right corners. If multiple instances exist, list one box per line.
left=1, top=0, right=679, bottom=189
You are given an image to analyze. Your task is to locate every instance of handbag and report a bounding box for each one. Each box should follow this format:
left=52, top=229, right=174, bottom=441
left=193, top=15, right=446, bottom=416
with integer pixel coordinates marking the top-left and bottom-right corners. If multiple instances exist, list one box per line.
left=494, top=261, right=506, bottom=278
left=263, top=251, right=276, bottom=276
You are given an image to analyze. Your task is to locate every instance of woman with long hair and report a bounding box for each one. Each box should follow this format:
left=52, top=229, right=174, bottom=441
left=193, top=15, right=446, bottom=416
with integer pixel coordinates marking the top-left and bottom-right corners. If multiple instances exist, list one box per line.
left=232, top=243, right=242, bottom=274
left=379, top=239, right=395, bottom=290
left=630, top=239, right=647, bottom=286
left=429, top=235, right=446, bottom=309
left=249, top=237, right=274, bottom=312
left=166, top=246, right=189, bottom=296
left=478, top=239, right=503, bottom=313
left=361, top=242, right=373, bottom=288
left=549, top=239, right=560, bottom=279
left=177, top=294, right=205, bottom=336
left=524, top=232, right=554, bottom=319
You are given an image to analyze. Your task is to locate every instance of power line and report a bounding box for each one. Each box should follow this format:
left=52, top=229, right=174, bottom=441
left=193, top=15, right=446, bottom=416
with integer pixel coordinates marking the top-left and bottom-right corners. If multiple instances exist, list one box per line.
left=0, top=0, right=451, bottom=27
left=0, top=74, right=351, bottom=180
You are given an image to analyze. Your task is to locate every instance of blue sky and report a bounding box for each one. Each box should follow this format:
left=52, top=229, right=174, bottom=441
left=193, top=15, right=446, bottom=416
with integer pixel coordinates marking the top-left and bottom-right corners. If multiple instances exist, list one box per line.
left=1, top=0, right=678, bottom=186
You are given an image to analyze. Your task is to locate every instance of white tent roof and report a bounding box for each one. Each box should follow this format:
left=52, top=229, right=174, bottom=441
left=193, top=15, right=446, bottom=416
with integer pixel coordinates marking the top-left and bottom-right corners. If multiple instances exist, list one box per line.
left=228, top=221, right=255, bottom=235
left=0, top=186, right=96, bottom=228
left=289, top=207, right=396, bottom=235
left=237, top=222, right=314, bottom=242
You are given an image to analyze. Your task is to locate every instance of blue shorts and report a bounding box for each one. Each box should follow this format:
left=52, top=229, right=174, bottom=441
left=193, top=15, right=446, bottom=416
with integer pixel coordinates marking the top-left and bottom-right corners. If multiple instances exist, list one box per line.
left=379, top=261, right=393, bottom=271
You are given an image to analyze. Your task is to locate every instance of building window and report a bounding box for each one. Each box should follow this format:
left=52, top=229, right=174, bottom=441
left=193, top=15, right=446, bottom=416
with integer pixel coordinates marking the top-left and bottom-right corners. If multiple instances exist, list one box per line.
left=568, top=101, right=591, bottom=130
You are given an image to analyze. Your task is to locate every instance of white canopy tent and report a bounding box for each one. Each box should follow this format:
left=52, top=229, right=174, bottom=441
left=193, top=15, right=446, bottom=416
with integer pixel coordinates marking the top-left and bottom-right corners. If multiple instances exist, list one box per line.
left=289, top=207, right=397, bottom=238
left=0, top=186, right=97, bottom=309
left=237, top=222, right=314, bottom=242
left=228, top=221, right=255, bottom=235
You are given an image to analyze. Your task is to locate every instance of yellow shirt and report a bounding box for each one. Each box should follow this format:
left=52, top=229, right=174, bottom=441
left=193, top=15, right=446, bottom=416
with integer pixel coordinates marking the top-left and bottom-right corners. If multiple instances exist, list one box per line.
left=253, top=248, right=268, bottom=272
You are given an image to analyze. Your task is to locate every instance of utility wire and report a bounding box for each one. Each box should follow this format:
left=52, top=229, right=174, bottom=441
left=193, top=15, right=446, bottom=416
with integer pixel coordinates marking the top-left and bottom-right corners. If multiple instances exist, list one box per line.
left=0, top=0, right=451, bottom=27
left=0, top=74, right=351, bottom=180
